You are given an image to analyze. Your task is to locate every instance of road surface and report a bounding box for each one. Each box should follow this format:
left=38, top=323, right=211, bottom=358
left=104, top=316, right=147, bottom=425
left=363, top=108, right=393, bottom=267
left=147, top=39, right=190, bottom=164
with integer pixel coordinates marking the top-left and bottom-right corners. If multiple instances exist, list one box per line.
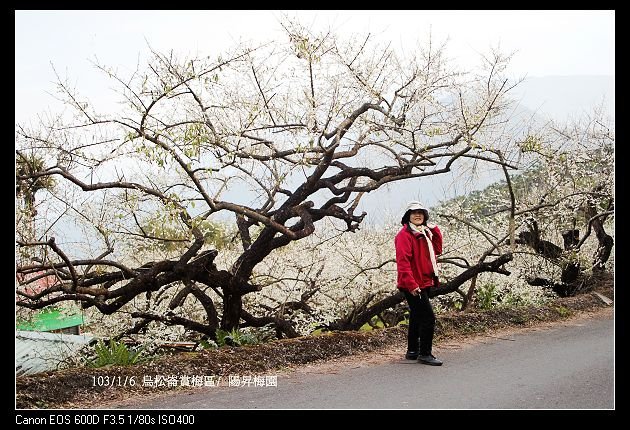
left=110, top=309, right=614, bottom=409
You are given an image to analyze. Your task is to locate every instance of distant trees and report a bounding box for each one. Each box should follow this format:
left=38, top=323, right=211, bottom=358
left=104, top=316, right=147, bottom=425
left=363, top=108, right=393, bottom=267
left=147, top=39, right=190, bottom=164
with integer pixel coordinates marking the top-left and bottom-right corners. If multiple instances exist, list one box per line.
left=436, top=111, right=614, bottom=303
left=507, top=114, right=614, bottom=295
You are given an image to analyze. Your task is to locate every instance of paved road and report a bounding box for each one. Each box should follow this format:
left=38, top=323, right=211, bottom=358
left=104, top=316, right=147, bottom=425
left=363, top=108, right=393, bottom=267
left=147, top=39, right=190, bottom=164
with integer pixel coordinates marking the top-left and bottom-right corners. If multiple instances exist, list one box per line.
left=119, top=311, right=614, bottom=409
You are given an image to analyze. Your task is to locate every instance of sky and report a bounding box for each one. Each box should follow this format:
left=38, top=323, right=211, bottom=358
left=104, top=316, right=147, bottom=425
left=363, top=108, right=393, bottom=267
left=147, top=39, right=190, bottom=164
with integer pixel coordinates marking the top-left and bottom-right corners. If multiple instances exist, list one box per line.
left=16, top=10, right=614, bottom=124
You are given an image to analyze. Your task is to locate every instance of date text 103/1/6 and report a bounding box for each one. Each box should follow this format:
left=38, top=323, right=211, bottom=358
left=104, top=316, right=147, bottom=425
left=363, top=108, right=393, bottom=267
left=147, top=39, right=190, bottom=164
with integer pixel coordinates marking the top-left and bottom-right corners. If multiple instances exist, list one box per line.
left=92, top=375, right=136, bottom=386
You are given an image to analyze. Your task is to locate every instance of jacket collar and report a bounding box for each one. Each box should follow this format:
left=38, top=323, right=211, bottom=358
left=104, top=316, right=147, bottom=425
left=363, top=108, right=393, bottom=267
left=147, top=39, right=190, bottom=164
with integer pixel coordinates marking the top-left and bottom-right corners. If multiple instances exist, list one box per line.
left=405, top=224, right=425, bottom=238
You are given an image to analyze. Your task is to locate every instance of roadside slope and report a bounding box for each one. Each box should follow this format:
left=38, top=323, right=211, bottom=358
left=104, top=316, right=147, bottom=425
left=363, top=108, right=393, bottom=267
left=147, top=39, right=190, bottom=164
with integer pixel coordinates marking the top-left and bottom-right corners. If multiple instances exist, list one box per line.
left=16, top=281, right=613, bottom=409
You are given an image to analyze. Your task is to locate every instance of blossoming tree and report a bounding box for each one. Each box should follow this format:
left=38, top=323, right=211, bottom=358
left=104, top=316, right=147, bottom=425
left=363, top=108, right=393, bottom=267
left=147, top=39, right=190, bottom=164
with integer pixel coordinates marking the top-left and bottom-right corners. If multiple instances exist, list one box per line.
left=18, top=20, right=592, bottom=340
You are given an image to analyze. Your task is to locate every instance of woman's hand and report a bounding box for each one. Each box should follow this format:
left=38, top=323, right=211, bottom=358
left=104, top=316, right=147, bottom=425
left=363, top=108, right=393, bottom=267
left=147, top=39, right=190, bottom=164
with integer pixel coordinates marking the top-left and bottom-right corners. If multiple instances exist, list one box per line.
left=411, top=287, right=421, bottom=296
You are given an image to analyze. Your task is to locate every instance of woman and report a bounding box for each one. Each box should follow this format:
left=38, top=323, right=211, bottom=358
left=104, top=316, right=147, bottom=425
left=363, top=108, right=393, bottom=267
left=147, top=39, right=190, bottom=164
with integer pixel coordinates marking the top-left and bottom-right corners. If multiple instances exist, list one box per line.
left=394, top=201, right=443, bottom=366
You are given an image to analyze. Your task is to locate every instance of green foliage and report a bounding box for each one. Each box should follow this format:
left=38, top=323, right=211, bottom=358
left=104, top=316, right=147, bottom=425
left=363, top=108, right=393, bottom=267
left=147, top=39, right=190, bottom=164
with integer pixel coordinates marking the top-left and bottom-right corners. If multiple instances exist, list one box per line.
left=435, top=164, right=548, bottom=221
left=197, top=220, right=230, bottom=248
left=434, top=293, right=463, bottom=313
left=215, top=328, right=260, bottom=347
left=359, top=317, right=385, bottom=331
left=519, top=135, right=543, bottom=153
left=501, top=291, right=525, bottom=307
left=136, top=211, right=230, bottom=253
left=554, top=305, right=571, bottom=317
left=476, top=282, right=498, bottom=310
left=564, top=249, right=589, bottom=267
left=199, top=339, right=219, bottom=350
left=88, top=339, right=147, bottom=368
left=16, top=153, right=56, bottom=209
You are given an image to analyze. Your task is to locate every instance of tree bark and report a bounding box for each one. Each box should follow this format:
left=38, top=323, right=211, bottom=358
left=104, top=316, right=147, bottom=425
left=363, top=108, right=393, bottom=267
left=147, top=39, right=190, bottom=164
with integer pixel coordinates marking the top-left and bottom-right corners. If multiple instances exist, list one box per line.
left=328, top=253, right=513, bottom=331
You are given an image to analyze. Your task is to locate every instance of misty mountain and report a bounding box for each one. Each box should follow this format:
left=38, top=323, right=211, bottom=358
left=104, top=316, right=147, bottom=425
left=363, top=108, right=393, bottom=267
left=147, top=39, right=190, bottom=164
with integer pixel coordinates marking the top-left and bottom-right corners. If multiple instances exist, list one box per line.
left=510, top=75, right=614, bottom=123
left=358, top=75, right=615, bottom=224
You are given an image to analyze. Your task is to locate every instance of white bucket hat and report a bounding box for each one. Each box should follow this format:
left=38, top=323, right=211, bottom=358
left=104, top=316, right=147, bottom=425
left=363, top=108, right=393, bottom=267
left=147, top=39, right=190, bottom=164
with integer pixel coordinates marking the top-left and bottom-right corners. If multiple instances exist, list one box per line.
left=401, top=201, right=429, bottom=225
left=406, top=201, right=426, bottom=212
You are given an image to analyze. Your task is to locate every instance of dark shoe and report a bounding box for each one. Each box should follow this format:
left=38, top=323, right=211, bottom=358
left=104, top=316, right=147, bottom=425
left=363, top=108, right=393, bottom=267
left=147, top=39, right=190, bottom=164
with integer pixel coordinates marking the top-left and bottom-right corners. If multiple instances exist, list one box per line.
left=405, top=351, right=419, bottom=360
left=418, top=354, right=443, bottom=366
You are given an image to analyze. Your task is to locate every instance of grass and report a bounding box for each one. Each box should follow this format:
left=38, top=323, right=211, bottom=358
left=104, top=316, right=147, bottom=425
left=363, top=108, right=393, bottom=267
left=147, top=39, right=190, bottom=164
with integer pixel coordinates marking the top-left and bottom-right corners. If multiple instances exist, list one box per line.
left=554, top=306, right=572, bottom=317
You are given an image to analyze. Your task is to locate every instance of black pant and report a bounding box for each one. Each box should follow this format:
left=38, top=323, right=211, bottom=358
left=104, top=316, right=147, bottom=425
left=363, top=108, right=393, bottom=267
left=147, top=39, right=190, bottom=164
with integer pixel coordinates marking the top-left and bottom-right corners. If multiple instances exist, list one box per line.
left=403, top=288, right=436, bottom=356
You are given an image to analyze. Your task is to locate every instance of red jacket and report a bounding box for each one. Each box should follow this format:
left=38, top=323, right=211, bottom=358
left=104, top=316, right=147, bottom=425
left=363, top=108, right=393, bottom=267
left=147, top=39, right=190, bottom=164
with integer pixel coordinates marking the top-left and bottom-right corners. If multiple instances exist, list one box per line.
left=395, top=224, right=443, bottom=292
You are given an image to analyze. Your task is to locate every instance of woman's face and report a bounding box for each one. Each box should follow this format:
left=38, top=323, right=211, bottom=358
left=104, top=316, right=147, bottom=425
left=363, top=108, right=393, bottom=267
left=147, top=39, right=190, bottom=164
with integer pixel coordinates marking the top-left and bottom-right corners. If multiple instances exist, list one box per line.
left=409, top=210, right=425, bottom=226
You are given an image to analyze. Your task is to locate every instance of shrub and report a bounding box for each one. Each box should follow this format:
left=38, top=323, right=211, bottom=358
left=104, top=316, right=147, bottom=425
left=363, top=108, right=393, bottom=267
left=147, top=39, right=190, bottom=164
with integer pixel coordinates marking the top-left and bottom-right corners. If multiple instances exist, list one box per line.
left=215, top=328, right=260, bottom=347
left=476, top=282, right=498, bottom=310
left=88, top=339, right=147, bottom=367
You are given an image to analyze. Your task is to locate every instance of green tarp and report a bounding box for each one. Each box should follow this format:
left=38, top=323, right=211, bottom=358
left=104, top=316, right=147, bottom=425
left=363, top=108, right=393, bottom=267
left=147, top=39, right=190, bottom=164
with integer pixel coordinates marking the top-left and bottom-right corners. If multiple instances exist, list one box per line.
left=16, top=308, right=83, bottom=332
